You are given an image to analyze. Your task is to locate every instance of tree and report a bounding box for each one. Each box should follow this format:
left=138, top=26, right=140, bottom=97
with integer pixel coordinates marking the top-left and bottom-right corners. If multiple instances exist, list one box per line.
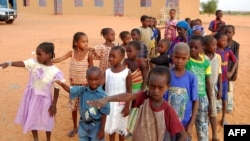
left=201, top=0, right=218, bottom=15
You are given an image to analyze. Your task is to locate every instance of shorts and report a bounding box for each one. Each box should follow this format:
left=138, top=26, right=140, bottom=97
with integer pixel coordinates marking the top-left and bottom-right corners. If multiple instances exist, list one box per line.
left=210, top=96, right=217, bottom=117
left=222, top=81, right=228, bottom=100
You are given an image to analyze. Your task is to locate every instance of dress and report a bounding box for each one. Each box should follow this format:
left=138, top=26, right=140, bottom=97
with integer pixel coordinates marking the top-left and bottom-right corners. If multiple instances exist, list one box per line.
left=104, top=68, right=129, bottom=135
left=15, top=58, right=65, bottom=133
left=164, top=19, right=177, bottom=41
left=94, top=44, right=112, bottom=75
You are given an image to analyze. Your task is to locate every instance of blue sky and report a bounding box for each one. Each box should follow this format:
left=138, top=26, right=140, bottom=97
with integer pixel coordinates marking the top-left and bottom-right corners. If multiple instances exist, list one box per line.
left=200, top=0, right=250, bottom=11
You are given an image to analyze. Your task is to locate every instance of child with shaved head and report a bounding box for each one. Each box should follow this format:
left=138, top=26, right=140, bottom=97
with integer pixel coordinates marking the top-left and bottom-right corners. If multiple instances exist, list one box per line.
left=164, top=42, right=199, bottom=140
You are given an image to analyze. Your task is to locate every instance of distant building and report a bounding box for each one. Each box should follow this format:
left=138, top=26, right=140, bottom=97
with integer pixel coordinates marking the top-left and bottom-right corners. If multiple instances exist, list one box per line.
left=10, top=0, right=199, bottom=19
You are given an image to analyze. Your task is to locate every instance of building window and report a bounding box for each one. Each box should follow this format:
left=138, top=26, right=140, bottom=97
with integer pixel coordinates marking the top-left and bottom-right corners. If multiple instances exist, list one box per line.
left=140, top=0, right=151, bottom=7
left=166, top=0, right=178, bottom=7
left=39, top=0, right=46, bottom=7
left=94, top=0, right=103, bottom=7
left=74, top=0, right=83, bottom=7
left=23, top=0, right=30, bottom=6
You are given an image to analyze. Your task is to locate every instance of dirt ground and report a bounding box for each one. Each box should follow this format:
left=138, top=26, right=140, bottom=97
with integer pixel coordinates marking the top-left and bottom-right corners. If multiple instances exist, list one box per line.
left=0, top=14, right=250, bottom=141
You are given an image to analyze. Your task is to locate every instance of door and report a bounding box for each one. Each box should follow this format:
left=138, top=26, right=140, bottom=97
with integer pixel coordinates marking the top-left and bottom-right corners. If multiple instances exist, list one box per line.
left=54, top=0, right=62, bottom=15
left=114, top=0, right=124, bottom=16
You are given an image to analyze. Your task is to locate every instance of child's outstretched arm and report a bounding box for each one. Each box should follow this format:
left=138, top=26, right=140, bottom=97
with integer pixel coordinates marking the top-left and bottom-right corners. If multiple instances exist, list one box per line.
left=55, top=80, right=70, bottom=93
left=48, top=88, right=59, bottom=117
left=52, top=51, right=72, bottom=63
left=0, top=61, right=25, bottom=69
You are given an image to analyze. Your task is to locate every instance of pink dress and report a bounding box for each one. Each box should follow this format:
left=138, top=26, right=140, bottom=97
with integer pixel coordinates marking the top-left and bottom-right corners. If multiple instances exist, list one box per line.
left=164, top=19, right=178, bottom=41
left=15, top=58, right=65, bottom=133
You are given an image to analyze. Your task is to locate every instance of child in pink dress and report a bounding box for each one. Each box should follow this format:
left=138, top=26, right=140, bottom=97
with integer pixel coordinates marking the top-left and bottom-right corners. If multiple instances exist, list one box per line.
left=0, top=42, right=65, bottom=141
left=164, top=9, right=178, bottom=41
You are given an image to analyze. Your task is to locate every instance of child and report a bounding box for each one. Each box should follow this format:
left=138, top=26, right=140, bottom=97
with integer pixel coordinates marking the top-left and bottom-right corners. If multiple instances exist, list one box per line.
left=195, top=18, right=206, bottom=36
left=224, top=25, right=240, bottom=113
left=164, top=9, right=178, bottom=41
left=93, top=28, right=116, bottom=75
left=149, top=39, right=170, bottom=67
left=131, top=28, right=148, bottom=59
left=186, top=35, right=212, bottom=141
left=88, top=66, right=187, bottom=141
left=0, top=42, right=65, bottom=141
left=152, top=17, right=161, bottom=44
left=105, top=46, right=132, bottom=141
left=139, top=15, right=154, bottom=58
left=185, top=17, right=191, bottom=25
left=192, top=25, right=205, bottom=36
left=164, top=42, right=199, bottom=140
left=55, top=67, right=110, bottom=141
left=52, top=32, right=93, bottom=137
left=119, top=31, right=131, bottom=50
left=215, top=33, right=238, bottom=125
left=123, top=41, right=147, bottom=134
left=208, top=10, right=226, bottom=34
left=203, top=35, right=222, bottom=141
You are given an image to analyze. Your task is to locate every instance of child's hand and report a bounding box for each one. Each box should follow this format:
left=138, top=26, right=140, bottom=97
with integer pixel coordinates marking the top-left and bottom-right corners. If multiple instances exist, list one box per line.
left=217, top=90, right=222, bottom=100
left=87, top=97, right=108, bottom=109
left=97, top=130, right=105, bottom=140
left=48, top=104, right=57, bottom=117
left=227, top=72, right=233, bottom=79
left=186, top=124, right=193, bottom=138
left=121, top=107, right=130, bottom=117
left=0, top=62, right=9, bottom=69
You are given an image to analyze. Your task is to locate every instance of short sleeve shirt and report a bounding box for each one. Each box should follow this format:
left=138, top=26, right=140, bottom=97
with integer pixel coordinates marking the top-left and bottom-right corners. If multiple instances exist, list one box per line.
left=164, top=69, right=198, bottom=127
left=70, top=86, right=110, bottom=121
left=209, top=20, right=226, bottom=32
left=186, top=57, right=211, bottom=97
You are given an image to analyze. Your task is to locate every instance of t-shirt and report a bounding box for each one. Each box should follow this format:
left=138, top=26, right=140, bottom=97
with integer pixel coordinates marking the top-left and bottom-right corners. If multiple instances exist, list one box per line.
left=216, top=48, right=237, bottom=82
left=139, top=27, right=153, bottom=55
left=227, top=41, right=240, bottom=81
left=132, top=91, right=184, bottom=136
left=164, top=69, right=198, bottom=127
left=150, top=53, right=170, bottom=67
left=205, top=53, right=222, bottom=97
left=70, top=86, right=110, bottom=121
left=209, top=19, right=226, bottom=32
left=186, top=57, right=211, bottom=97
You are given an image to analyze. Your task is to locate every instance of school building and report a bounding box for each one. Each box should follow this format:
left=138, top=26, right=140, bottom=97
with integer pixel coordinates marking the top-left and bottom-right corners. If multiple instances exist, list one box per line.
left=2, top=0, right=200, bottom=20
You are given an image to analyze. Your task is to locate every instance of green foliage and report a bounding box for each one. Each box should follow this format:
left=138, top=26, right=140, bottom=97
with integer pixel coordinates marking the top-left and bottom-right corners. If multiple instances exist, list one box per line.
left=201, top=0, right=218, bottom=15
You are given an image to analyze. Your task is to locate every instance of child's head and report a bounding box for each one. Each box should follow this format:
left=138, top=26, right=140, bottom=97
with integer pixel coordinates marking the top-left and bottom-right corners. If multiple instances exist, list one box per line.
left=218, top=25, right=227, bottom=33
left=189, top=35, right=203, bottom=58
left=203, top=35, right=217, bottom=54
left=101, top=28, right=115, bottom=42
left=214, top=32, right=228, bottom=49
left=225, top=25, right=235, bottom=41
left=195, top=18, right=202, bottom=26
left=140, top=15, right=150, bottom=27
left=119, top=31, right=131, bottom=46
left=192, top=25, right=204, bottom=36
left=215, top=10, right=223, bottom=20
left=131, top=28, right=141, bottom=41
left=86, top=66, right=102, bottom=90
left=185, top=17, right=191, bottom=25
left=152, top=17, right=157, bottom=27
left=147, top=66, right=171, bottom=101
left=190, top=20, right=196, bottom=29
left=148, top=16, right=154, bottom=27
left=72, top=32, right=88, bottom=50
left=36, top=42, right=55, bottom=64
left=176, top=21, right=189, bottom=37
left=169, top=9, right=176, bottom=19
left=126, top=41, right=140, bottom=60
left=157, top=39, right=170, bottom=54
left=109, top=46, right=125, bottom=66
left=172, top=42, right=190, bottom=70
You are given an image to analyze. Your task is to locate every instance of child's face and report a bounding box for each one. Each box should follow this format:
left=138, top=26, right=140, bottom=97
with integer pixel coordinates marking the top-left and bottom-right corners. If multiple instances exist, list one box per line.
left=205, top=39, right=217, bottom=53
left=169, top=10, right=176, bottom=19
left=109, top=50, right=124, bottom=66
left=131, top=31, right=140, bottom=41
left=126, top=45, right=138, bottom=59
left=157, top=41, right=168, bottom=54
left=122, top=34, right=132, bottom=45
left=149, top=18, right=154, bottom=27
left=36, top=48, right=51, bottom=64
left=172, top=50, right=189, bottom=70
left=216, top=11, right=223, bottom=20
left=142, top=18, right=150, bottom=27
left=189, top=40, right=203, bottom=58
left=153, top=19, right=157, bottom=27
left=217, top=35, right=228, bottom=49
left=75, top=35, right=88, bottom=50
left=148, top=74, right=169, bottom=101
left=225, top=27, right=234, bottom=40
left=177, top=27, right=187, bottom=37
left=87, top=71, right=101, bottom=90
left=192, top=30, right=202, bottom=36
left=105, top=30, right=115, bottom=42
left=195, top=20, right=202, bottom=26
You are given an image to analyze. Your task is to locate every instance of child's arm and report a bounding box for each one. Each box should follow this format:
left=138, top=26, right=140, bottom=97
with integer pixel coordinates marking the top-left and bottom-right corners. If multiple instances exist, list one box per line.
left=55, top=80, right=70, bottom=93
left=52, top=51, right=72, bottom=63
left=48, top=88, right=59, bottom=117
left=206, top=76, right=213, bottom=116
left=140, top=61, right=147, bottom=91
left=217, top=74, right=222, bottom=99
left=0, top=61, right=25, bottom=69
left=88, top=52, right=94, bottom=68
left=186, top=100, right=198, bottom=137
left=177, top=130, right=188, bottom=141
left=227, top=59, right=239, bottom=79
left=121, top=70, right=132, bottom=117
left=208, top=21, right=216, bottom=32
left=97, top=114, right=106, bottom=140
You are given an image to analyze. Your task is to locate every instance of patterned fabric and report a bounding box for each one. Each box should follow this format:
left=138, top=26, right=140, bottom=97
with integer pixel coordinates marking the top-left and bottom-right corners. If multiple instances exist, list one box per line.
left=164, top=19, right=177, bottom=41
left=69, top=51, right=89, bottom=85
left=94, top=44, right=112, bottom=75
left=15, top=58, right=65, bottom=133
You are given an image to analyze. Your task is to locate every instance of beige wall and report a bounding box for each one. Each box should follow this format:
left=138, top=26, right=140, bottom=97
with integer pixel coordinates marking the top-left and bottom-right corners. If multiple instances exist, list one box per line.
left=16, top=0, right=199, bottom=19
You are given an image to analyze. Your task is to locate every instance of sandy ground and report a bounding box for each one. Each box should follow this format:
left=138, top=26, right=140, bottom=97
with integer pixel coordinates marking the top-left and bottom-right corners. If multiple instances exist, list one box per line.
left=0, top=14, right=250, bottom=141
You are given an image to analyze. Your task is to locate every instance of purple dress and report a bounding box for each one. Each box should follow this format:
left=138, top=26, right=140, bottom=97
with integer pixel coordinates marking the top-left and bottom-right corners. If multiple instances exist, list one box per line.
left=15, top=58, right=65, bottom=133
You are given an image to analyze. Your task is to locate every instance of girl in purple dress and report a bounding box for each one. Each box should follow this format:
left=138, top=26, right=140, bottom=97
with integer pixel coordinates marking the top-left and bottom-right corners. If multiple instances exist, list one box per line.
left=0, top=42, right=65, bottom=141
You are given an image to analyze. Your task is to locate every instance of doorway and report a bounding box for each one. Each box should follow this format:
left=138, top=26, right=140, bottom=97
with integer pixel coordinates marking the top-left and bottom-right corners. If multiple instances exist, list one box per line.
left=54, top=0, right=62, bottom=15
left=114, top=0, right=124, bottom=16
